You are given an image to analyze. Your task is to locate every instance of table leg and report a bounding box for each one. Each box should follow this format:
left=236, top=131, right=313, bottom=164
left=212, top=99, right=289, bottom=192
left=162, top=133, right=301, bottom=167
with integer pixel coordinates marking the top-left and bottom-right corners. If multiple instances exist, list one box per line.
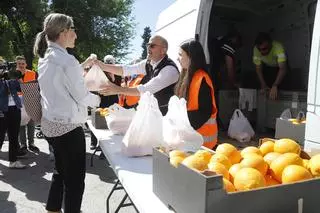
left=114, top=191, right=139, bottom=213
left=106, top=179, right=124, bottom=213
left=90, top=145, right=101, bottom=167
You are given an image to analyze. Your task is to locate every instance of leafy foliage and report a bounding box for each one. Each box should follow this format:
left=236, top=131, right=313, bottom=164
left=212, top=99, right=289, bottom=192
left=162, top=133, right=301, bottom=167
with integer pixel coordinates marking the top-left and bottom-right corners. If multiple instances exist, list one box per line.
left=141, top=26, right=151, bottom=59
left=0, top=0, right=135, bottom=68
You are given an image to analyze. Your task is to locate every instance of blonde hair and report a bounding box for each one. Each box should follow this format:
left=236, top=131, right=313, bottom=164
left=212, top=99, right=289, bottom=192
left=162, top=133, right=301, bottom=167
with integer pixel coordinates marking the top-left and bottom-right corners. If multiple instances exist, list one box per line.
left=33, top=13, right=73, bottom=58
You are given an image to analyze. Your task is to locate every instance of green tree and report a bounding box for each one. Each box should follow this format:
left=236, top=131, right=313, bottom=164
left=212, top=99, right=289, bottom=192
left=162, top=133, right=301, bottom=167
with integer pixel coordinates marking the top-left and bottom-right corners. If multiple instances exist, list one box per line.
left=141, top=26, right=151, bottom=59
left=50, top=0, right=135, bottom=62
left=0, top=0, right=49, bottom=68
left=0, top=0, right=135, bottom=67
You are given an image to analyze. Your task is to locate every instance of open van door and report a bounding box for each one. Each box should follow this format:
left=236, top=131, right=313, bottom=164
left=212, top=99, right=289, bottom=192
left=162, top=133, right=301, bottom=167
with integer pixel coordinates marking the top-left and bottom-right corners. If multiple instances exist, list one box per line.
left=155, top=0, right=205, bottom=68
left=305, top=1, right=320, bottom=154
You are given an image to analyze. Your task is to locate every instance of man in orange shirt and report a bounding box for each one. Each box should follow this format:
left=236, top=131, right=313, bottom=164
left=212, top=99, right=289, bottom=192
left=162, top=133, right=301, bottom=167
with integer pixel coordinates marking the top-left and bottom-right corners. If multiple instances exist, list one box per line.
left=15, top=56, right=39, bottom=153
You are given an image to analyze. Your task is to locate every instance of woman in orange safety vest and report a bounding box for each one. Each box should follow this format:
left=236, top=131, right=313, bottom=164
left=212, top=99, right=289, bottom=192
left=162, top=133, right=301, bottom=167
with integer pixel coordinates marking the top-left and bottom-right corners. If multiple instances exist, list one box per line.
left=175, top=40, right=218, bottom=149
left=118, top=74, right=144, bottom=108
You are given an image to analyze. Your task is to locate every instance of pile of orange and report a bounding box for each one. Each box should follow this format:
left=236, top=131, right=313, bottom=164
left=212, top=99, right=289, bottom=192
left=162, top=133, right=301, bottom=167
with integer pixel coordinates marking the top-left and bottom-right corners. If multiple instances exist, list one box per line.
left=166, top=138, right=320, bottom=193
left=96, top=107, right=109, bottom=116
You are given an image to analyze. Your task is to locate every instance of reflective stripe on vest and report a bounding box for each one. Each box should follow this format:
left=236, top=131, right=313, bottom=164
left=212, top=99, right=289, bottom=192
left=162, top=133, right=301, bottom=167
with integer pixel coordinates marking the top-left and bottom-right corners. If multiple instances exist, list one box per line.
left=23, top=70, right=37, bottom=83
left=187, top=69, right=218, bottom=149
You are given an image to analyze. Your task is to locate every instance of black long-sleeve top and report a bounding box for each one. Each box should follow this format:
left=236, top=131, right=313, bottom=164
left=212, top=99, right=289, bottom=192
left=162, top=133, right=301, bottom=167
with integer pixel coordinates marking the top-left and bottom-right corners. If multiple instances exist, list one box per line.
left=188, top=79, right=213, bottom=130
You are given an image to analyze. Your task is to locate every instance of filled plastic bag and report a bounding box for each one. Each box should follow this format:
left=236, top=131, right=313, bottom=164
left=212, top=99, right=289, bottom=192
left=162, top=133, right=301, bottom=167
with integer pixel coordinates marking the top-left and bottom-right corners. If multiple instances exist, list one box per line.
left=228, top=109, right=255, bottom=142
left=163, top=96, right=203, bottom=152
left=280, top=108, right=292, bottom=119
left=84, top=64, right=109, bottom=91
left=105, top=103, right=136, bottom=135
left=122, top=92, right=163, bottom=157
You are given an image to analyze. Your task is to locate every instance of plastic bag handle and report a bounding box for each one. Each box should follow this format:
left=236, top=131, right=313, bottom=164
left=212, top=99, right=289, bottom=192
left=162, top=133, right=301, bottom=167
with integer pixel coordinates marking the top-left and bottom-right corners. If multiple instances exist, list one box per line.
left=232, top=109, right=242, bottom=120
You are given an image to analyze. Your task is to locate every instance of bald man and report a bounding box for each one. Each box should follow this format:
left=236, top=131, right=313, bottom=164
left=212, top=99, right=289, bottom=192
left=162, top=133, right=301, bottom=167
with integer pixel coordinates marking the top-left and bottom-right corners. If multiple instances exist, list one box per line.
left=96, top=35, right=179, bottom=115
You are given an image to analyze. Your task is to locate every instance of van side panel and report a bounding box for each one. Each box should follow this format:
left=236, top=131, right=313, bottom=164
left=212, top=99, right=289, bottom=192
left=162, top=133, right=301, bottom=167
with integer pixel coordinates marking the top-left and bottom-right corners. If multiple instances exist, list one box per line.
left=305, top=1, right=320, bottom=154
left=155, top=0, right=202, bottom=68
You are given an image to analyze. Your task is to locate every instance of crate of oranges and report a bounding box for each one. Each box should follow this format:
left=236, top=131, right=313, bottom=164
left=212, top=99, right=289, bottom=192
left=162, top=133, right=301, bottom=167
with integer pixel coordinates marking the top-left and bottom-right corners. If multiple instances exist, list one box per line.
left=152, top=138, right=320, bottom=213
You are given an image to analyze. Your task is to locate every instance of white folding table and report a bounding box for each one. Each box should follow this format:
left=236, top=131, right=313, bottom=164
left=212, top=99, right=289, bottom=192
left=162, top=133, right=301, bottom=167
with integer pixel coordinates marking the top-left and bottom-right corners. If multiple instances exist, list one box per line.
left=87, top=120, right=172, bottom=213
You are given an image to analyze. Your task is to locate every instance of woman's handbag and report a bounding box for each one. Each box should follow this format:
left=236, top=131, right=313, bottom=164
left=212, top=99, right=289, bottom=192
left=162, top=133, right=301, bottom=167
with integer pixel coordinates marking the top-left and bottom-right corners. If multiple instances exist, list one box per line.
left=20, top=81, right=42, bottom=125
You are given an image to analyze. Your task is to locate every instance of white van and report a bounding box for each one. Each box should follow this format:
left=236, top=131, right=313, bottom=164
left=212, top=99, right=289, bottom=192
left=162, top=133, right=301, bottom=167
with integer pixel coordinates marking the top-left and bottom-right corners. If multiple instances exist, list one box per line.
left=155, top=0, right=320, bottom=153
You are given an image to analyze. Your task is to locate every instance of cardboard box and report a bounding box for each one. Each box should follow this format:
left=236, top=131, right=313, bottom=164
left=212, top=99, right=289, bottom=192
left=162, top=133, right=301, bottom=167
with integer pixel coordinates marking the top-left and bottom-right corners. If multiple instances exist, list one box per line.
left=153, top=148, right=319, bottom=213
left=275, top=118, right=305, bottom=145
left=91, top=109, right=108, bottom=129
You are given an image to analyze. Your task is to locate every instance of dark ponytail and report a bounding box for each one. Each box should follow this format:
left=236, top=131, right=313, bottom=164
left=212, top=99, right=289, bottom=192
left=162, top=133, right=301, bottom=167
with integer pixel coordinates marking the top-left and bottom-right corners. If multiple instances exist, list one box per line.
left=33, top=31, right=47, bottom=58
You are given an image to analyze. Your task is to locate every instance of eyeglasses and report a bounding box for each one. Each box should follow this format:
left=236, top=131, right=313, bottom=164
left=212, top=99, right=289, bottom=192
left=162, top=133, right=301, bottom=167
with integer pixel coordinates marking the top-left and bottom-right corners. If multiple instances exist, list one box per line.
left=146, top=43, right=162, bottom=49
left=69, top=26, right=76, bottom=31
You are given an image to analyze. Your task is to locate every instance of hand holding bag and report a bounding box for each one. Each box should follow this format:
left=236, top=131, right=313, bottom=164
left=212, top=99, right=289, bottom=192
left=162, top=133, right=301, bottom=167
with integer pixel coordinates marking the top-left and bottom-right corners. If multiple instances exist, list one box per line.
left=84, top=64, right=109, bottom=91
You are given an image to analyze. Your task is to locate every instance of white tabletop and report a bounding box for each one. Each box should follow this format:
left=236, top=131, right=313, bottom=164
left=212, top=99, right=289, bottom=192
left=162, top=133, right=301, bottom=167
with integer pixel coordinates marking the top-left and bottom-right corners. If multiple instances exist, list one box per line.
left=87, top=120, right=172, bottom=213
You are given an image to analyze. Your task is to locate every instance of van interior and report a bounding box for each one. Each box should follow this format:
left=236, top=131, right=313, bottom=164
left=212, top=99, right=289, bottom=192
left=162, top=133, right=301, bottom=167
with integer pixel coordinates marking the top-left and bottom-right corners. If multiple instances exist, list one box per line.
left=207, top=0, right=317, bottom=136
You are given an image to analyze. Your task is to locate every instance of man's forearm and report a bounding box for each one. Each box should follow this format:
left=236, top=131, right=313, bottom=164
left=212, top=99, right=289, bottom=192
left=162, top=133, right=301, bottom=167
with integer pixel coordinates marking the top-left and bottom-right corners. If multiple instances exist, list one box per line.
left=117, top=86, right=140, bottom=96
left=273, top=66, right=286, bottom=86
left=225, top=55, right=236, bottom=86
left=100, top=63, right=124, bottom=77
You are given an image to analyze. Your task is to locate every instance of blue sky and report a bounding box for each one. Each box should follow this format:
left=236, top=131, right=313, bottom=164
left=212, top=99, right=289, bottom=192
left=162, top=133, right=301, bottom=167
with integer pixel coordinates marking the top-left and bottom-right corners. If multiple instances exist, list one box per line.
left=127, top=0, right=175, bottom=62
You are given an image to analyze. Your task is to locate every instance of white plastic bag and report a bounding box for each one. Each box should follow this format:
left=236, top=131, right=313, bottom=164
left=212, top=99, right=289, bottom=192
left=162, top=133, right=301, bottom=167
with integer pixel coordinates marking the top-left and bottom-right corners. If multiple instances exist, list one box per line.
left=228, top=109, right=255, bottom=142
left=122, top=92, right=163, bottom=157
left=84, top=64, right=109, bottom=91
left=105, top=104, right=136, bottom=135
left=280, top=108, right=292, bottom=119
left=20, top=105, right=30, bottom=126
left=163, top=96, right=203, bottom=152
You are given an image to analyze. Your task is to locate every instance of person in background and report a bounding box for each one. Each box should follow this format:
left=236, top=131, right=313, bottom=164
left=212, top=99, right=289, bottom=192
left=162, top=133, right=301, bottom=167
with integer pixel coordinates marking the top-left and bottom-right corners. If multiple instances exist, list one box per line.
left=0, top=58, right=27, bottom=169
left=118, top=58, right=144, bottom=109
left=175, top=40, right=218, bottom=149
left=89, top=54, right=121, bottom=151
left=15, top=55, right=40, bottom=153
left=96, top=35, right=179, bottom=115
left=33, top=13, right=100, bottom=213
left=211, top=31, right=242, bottom=89
left=253, top=32, right=288, bottom=100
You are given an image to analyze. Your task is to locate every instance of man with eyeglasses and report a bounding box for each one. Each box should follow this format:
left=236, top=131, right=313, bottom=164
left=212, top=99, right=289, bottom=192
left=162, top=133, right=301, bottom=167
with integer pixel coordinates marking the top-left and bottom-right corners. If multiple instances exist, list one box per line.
left=253, top=32, right=288, bottom=100
left=96, top=35, right=179, bottom=115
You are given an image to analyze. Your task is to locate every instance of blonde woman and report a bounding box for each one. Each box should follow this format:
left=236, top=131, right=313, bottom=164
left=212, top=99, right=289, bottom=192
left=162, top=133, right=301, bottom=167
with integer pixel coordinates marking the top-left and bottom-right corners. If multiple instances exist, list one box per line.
left=33, top=13, right=100, bottom=213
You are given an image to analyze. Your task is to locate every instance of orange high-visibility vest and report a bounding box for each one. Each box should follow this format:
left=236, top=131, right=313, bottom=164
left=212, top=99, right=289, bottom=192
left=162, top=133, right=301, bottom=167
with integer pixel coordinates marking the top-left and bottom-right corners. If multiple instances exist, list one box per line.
left=187, top=69, right=218, bottom=149
left=22, top=70, right=37, bottom=83
left=119, top=75, right=144, bottom=107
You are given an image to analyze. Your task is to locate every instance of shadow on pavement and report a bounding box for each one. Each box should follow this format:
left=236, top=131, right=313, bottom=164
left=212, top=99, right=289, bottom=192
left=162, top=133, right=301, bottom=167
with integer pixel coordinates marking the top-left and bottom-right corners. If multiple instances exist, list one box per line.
left=0, top=191, right=17, bottom=213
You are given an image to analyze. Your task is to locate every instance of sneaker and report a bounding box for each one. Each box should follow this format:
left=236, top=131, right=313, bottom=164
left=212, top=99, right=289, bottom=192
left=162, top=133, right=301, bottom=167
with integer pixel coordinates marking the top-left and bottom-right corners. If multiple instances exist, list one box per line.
left=49, top=152, right=55, bottom=162
left=90, top=144, right=96, bottom=150
left=17, top=148, right=28, bottom=157
left=29, top=145, right=40, bottom=153
left=9, top=161, right=27, bottom=169
left=20, top=146, right=28, bottom=152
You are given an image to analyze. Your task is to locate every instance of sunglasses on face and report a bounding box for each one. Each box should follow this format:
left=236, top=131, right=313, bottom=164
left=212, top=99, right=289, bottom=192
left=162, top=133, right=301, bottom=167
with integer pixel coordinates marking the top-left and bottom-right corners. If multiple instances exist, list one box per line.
left=146, top=43, right=162, bottom=49
left=69, top=26, right=76, bottom=31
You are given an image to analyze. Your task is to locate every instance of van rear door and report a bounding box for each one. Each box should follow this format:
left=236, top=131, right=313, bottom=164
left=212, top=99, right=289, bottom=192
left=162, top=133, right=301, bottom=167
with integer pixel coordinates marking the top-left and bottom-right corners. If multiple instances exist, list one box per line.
left=306, top=1, right=320, bottom=154
left=155, top=0, right=203, bottom=67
